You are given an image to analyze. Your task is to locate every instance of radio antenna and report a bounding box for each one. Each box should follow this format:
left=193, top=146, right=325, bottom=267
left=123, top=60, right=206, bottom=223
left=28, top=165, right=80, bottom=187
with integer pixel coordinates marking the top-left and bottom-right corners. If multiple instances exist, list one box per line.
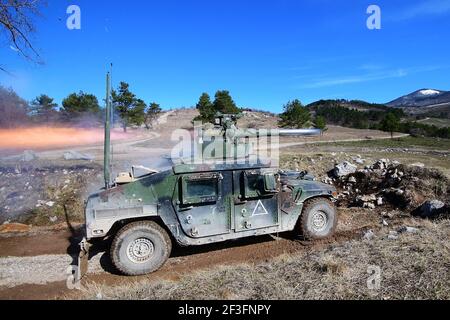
left=104, top=71, right=112, bottom=189
left=109, top=63, right=115, bottom=183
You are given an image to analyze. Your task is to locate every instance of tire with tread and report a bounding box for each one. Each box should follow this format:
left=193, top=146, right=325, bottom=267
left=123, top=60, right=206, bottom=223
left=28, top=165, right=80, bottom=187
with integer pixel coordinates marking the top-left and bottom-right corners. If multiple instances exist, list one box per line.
left=110, top=220, right=172, bottom=276
left=299, top=198, right=337, bottom=240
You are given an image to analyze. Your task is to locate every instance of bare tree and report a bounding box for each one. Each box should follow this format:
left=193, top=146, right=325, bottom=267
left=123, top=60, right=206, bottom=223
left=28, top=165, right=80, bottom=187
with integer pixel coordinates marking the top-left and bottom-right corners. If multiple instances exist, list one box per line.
left=0, top=85, right=30, bottom=128
left=0, top=0, right=44, bottom=71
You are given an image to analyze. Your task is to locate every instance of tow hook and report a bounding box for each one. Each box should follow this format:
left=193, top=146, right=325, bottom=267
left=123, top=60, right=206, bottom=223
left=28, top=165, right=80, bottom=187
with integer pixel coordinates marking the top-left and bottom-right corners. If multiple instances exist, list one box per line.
left=78, top=238, right=90, bottom=281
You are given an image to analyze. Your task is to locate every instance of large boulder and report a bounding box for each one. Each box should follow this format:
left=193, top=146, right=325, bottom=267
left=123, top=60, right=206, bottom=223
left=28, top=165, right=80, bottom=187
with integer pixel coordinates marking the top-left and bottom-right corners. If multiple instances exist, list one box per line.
left=333, top=161, right=357, bottom=177
left=418, top=200, right=446, bottom=218
left=21, top=150, right=38, bottom=162
left=63, top=150, right=94, bottom=161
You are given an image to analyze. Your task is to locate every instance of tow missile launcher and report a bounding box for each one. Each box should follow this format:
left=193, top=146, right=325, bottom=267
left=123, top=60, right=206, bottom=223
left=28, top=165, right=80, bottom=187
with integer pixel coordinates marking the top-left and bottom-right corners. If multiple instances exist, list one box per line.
left=191, top=113, right=320, bottom=163
left=79, top=76, right=338, bottom=277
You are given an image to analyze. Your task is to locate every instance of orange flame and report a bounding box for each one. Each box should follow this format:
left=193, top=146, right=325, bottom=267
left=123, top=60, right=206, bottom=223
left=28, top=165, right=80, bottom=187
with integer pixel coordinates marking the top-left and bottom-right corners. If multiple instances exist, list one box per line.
left=0, top=127, right=131, bottom=151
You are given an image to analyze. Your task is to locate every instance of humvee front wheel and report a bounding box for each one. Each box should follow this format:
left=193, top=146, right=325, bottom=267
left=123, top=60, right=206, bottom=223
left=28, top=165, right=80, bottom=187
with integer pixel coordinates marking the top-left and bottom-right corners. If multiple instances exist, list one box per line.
left=299, top=198, right=337, bottom=240
left=110, top=221, right=172, bottom=276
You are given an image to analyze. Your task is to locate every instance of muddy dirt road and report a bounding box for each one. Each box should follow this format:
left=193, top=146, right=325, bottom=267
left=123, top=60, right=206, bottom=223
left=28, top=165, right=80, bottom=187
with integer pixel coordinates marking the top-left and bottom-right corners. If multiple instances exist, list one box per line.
left=0, top=208, right=379, bottom=300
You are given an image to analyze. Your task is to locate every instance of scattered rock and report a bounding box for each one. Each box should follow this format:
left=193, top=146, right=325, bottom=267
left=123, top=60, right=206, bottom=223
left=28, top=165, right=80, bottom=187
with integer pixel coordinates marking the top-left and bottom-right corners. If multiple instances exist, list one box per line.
left=63, top=150, right=94, bottom=161
left=410, top=162, right=425, bottom=168
left=363, top=230, right=375, bottom=240
left=0, top=223, right=31, bottom=234
left=381, top=211, right=392, bottom=219
left=0, top=163, right=102, bottom=221
left=335, top=163, right=449, bottom=212
left=398, top=226, right=420, bottom=234
left=333, top=162, right=357, bottom=177
left=21, top=150, right=38, bottom=162
left=387, top=231, right=399, bottom=240
left=373, top=159, right=389, bottom=170
left=366, top=203, right=376, bottom=210
left=418, top=200, right=445, bottom=218
left=45, top=201, right=55, bottom=207
left=377, top=197, right=383, bottom=206
left=352, top=155, right=365, bottom=165
left=358, top=194, right=377, bottom=202
left=322, top=177, right=334, bottom=185
left=354, top=194, right=379, bottom=209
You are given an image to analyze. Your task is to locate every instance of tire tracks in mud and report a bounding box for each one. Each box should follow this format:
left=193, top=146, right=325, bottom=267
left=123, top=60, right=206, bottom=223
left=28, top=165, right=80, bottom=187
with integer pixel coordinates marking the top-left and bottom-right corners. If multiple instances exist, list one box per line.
left=0, top=223, right=371, bottom=300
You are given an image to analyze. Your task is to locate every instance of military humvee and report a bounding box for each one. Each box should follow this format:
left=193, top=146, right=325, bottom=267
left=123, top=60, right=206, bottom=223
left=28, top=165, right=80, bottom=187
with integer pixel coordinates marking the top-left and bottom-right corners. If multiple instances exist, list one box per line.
left=79, top=74, right=337, bottom=276
left=83, top=159, right=337, bottom=276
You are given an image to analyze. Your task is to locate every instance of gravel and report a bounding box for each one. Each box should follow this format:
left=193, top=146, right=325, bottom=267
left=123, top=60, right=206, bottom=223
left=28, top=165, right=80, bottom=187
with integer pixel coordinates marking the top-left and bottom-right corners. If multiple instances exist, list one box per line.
left=0, top=252, right=105, bottom=288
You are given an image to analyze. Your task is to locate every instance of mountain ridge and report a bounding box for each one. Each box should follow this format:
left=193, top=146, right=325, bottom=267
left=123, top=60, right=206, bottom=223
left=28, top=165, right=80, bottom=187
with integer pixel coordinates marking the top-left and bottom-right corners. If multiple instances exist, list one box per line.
left=386, top=89, right=450, bottom=108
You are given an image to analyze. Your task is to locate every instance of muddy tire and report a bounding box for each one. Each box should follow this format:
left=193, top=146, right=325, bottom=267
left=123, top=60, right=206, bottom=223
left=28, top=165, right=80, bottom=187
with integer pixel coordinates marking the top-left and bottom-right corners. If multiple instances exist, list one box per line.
left=110, top=221, right=172, bottom=276
left=299, top=198, right=337, bottom=240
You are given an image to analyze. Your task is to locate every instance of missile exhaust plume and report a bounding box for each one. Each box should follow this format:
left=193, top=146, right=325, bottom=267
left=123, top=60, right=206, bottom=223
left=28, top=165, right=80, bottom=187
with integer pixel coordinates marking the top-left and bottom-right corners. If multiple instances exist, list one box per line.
left=0, top=127, right=131, bottom=153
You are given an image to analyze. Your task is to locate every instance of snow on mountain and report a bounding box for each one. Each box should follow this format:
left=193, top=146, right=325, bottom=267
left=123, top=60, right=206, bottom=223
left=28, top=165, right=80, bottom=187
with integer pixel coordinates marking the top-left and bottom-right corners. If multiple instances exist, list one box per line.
left=387, top=89, right=450, bottom=108
left=419, top=89, right=441, bottom=96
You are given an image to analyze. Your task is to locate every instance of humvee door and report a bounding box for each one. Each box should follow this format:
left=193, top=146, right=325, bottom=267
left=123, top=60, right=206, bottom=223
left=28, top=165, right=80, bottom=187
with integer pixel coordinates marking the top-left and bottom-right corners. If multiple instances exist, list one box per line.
left=233, top=169, right=280, bottom=232
left=174, top=171, right=232, bottom=238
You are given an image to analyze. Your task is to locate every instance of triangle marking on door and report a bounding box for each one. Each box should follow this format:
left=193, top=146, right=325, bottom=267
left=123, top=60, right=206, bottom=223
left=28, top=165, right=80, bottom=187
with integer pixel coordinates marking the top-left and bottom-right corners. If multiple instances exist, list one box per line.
left=252, top=200, right=269, bottom=216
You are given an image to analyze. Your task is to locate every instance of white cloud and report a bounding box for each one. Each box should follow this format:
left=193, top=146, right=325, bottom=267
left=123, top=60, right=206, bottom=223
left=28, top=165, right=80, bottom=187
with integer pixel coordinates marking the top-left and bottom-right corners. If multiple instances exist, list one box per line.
left=396, top=0, right=450, bottom=20
left=299, top=65, right=442, bottom=89
left=300, top=70, right=406, bottom=89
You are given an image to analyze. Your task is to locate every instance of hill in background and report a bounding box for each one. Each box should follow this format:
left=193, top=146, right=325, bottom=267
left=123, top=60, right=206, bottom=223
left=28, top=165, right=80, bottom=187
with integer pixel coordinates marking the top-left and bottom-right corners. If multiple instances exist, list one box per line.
left=387, top=89, right=450, bottom=108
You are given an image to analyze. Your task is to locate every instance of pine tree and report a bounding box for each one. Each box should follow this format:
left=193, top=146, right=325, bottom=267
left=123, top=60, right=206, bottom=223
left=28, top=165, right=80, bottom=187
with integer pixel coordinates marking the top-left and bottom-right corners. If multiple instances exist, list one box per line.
left=194, top=93, right=215, bottom=123
left=314, top=115, right=328, bottom=135
left=381, top=112, right=400, bottom=138
left=213, top=90, right=240, bottom=115
left=131, top=99, right=147, bottom=127
left=61, top=91, right=101, bottom=121
left=30, top=94, right=58, bottom=123
left=111, top=82, right=146, bottom=132
left=144, top=102, right=162, bottom=129
left=279, top=100, right=311, bottom=128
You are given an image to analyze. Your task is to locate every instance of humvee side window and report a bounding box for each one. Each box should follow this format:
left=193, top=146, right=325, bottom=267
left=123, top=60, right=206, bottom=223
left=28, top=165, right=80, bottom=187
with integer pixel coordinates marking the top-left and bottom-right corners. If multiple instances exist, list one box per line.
left=263, top=173, right=277, bottom=193
left=244, top=171, right=265, bottom=198
left=182, top=175, right=218, bottom=205
left=243, top=171, right=278, bottom=198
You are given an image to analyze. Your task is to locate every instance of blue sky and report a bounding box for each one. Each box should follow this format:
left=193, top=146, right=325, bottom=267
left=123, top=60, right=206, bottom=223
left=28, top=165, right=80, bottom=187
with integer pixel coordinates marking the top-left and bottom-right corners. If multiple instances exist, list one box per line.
left=1, top=0, right=449, bottom=113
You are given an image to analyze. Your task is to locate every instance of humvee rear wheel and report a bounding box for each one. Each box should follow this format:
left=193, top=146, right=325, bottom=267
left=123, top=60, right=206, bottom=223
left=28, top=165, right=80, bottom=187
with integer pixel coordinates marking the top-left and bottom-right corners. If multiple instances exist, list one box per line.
left=110, top=221, right=172, bottom=276
left=299, top=198, right=337, bottom=240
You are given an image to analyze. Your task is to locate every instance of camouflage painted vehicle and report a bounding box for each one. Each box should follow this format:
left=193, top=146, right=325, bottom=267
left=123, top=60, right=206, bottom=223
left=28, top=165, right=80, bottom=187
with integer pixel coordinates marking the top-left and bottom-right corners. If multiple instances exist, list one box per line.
left=83, top=160, right=337, bottom=275
left=79, top=75, right=338, bottom=276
